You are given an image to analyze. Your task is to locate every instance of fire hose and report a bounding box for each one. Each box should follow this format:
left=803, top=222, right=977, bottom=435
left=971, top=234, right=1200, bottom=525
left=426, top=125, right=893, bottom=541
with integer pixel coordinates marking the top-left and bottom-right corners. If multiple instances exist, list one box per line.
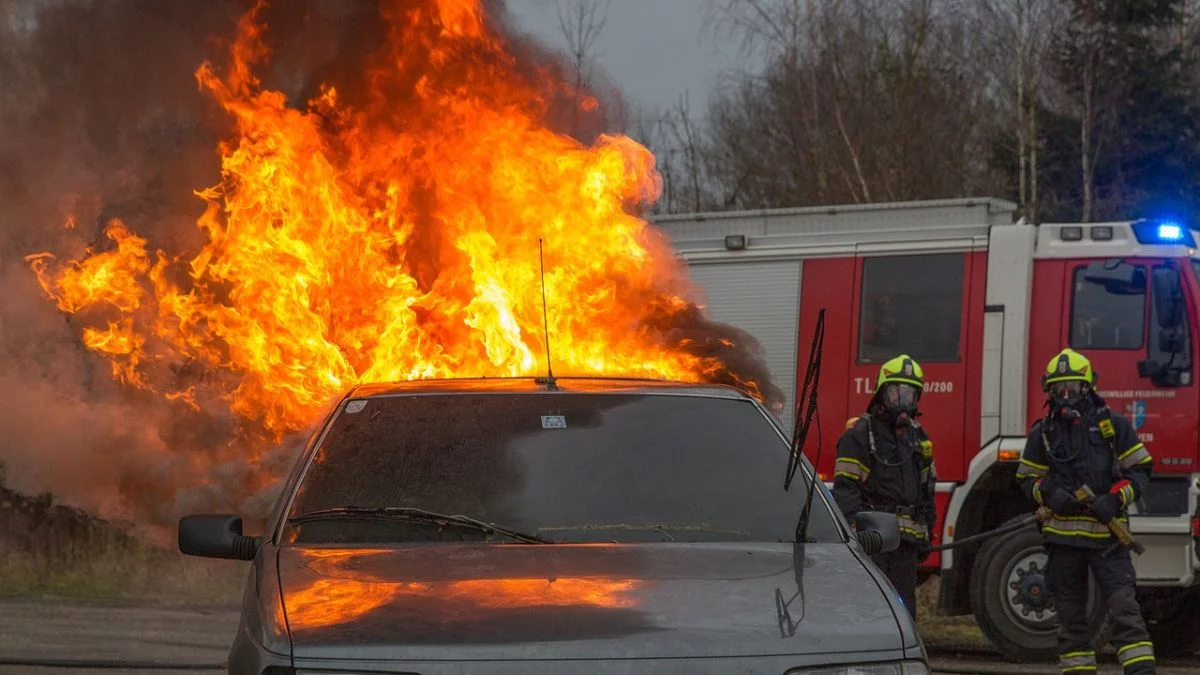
left=924, top=505, right=1144, bottom=556
left=925, top=510, right=1044, bottom=553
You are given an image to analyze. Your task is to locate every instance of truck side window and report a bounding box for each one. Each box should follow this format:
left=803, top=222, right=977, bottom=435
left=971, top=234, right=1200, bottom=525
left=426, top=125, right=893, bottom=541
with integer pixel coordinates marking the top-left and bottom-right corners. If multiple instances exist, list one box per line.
left=1069, top=261, right=1146, bottom=350
left=858, top=253, right=964, bottom=363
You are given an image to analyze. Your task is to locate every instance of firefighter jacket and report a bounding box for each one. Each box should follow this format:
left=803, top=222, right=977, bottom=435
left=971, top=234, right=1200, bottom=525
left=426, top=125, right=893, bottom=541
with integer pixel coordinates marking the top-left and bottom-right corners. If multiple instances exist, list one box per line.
left=1016, top=398, right=1152, bottom=549
left=832, top=414, right=937, bottom=544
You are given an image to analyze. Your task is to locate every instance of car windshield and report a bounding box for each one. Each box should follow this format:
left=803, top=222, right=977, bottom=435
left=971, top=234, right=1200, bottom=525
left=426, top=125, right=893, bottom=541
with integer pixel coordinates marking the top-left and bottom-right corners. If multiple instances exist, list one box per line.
left=281, top=391, right=841, bottom=545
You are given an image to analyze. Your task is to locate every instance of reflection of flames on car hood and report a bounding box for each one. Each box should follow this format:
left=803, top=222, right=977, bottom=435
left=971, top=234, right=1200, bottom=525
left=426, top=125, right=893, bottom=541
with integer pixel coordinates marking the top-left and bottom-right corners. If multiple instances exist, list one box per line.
left=281, top=576, right=640, bottom=631
left=270, top=543, right=911, bottom=660
left=279, top=546, right=640, bottom=631
left=19, top=0, right=780, bottom=523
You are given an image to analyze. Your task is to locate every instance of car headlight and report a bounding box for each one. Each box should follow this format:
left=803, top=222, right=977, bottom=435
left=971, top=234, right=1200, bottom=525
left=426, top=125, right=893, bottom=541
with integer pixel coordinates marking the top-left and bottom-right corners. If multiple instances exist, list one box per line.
left=788, top=660, right=930, bottom=675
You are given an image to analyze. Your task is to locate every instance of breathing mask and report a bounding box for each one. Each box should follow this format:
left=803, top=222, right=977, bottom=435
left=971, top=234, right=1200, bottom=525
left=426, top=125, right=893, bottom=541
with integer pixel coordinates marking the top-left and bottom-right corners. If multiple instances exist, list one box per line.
left=880, top=382, right=920, bottom=425
left=1049, top=380, right=1089, bottom=418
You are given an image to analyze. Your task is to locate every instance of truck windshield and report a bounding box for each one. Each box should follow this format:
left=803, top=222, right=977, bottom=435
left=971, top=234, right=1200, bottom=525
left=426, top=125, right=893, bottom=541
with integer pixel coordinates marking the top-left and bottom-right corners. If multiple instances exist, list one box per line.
left=282, top=392, right=840, bottom=545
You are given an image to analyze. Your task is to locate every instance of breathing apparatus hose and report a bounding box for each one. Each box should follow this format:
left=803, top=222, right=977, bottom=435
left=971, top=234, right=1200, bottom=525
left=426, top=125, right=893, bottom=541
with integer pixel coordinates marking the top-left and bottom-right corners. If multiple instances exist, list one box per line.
left=926, top=512, right=1040, bottom=553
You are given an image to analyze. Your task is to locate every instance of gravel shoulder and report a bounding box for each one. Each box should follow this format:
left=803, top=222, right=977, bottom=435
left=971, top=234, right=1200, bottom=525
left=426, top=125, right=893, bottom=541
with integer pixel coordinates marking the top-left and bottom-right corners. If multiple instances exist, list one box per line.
left=0, top=597, right=238, bottom=674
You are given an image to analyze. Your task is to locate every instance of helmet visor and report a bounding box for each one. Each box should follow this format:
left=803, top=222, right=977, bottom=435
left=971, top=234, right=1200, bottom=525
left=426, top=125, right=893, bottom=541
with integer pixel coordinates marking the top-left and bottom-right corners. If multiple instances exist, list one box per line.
left=881, top=383, right=920, bottom=411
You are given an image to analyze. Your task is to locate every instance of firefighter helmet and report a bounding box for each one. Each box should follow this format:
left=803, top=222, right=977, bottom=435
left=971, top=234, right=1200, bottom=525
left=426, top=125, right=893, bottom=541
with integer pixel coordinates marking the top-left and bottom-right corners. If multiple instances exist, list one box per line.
left=875, top=354, right=924, bottom=393
left=1041, top=348, right=1096, bottom=391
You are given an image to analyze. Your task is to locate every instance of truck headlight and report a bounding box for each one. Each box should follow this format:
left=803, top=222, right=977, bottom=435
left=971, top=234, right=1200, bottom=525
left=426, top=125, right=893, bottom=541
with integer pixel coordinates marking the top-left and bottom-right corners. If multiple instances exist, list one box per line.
left=787, top=660, right=930, bottom=675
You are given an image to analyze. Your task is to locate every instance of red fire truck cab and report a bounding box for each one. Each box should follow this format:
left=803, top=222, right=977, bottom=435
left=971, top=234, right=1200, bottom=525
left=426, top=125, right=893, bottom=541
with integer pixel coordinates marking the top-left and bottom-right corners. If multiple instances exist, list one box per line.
left=653, top=198, right=1200, bottom=661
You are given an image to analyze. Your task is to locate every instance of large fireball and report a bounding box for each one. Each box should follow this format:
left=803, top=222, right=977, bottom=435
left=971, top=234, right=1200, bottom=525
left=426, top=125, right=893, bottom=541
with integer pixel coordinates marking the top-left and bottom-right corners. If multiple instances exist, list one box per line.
left=23, top=0, right=781, bottom=521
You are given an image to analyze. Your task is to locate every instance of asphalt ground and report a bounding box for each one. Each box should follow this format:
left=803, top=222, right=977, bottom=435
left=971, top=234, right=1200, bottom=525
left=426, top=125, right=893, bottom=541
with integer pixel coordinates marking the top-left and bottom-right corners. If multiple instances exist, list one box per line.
left=0, top=599, right=235, bottom=674
left=0, top=598, right=1196, bottom=674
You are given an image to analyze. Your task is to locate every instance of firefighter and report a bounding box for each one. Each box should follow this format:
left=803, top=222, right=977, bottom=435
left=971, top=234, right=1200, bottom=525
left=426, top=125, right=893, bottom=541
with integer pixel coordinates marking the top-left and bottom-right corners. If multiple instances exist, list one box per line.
left=1016, top=348, right=1156, bottom=675
left=832, top=354, right=936, bottom=619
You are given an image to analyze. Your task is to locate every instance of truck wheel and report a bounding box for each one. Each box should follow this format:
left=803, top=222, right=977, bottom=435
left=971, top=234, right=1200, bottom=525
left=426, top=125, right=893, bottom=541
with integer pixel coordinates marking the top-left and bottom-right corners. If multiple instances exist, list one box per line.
left=969, top=517, right=1106, bottom=662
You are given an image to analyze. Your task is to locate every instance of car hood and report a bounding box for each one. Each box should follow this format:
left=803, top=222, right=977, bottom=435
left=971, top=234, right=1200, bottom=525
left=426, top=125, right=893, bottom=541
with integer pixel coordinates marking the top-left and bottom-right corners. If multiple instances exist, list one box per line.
left=277, top=541, right=907, bottom=663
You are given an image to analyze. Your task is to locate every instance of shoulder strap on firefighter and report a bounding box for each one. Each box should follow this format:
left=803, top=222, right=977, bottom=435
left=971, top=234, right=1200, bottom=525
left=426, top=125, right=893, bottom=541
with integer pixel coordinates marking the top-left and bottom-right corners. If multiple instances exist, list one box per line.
left=859, top=413, right=875, bottom=454
left=857, top=414, right=879, bottom=490
left=1039, top=411, right=1056, bottom=450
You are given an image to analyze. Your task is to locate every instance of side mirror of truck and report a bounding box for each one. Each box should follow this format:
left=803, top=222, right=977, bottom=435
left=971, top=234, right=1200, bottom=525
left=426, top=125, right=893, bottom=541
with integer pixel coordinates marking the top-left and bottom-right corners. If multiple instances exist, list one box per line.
left=1138, top=359, right=1163, bottom=379
left=1139, top=359, right=1188, bottom=387
left=1151, top=266, right=1184, bottom=330
left=1158, top=331, right=1185, bottom=354
left=854, top=511, right=901, bottom=555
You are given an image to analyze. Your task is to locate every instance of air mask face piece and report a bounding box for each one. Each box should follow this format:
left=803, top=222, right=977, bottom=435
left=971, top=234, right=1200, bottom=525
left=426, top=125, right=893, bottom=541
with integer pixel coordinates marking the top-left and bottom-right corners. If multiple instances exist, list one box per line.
left=1050, top=380, right=1086, bottom=410
left=881, top=382, right=920, bottom=422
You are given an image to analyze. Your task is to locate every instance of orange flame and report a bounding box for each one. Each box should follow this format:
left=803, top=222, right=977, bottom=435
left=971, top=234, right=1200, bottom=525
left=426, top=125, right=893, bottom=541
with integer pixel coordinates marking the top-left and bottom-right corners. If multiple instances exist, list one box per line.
left=25, top=0, right=775, bottom=444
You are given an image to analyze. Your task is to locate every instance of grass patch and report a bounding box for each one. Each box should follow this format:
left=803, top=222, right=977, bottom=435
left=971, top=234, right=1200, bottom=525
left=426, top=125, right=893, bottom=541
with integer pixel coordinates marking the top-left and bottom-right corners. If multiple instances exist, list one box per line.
left=0, top=541, right=245, bottom=604
left=0, top=478, right=245, bottom=604
left=916, top=576, right=990, bottom=649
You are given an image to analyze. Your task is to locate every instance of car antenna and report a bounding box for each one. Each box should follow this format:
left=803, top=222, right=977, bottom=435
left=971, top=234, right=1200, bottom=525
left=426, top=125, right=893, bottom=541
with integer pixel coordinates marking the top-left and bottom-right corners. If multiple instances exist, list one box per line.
left=537, top=238, right=558, bottom=391
left=786, top=308, right=825, bottom=543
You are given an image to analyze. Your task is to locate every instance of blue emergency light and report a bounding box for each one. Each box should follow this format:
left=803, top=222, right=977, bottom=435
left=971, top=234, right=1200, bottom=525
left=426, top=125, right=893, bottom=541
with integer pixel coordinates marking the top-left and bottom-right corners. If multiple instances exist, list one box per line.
left=1130, top=218, right=1196, bottom=247
left=1157, top=223, right=1183, bottom=240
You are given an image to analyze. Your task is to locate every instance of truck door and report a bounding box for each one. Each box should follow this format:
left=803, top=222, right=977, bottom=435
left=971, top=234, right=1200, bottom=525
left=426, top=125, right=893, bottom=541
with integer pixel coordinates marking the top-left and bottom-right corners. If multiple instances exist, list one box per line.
left=1060, top=257, right=1197, bottom=584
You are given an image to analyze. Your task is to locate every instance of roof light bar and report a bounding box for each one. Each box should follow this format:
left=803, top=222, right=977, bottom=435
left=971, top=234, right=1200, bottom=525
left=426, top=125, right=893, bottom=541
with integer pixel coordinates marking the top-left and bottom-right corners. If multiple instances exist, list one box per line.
left=1130, top=218, right=1196, bottom=247
left=1060, top=226, right=1083, bottom=241
left=1091, top=226, right=1113, bottom=241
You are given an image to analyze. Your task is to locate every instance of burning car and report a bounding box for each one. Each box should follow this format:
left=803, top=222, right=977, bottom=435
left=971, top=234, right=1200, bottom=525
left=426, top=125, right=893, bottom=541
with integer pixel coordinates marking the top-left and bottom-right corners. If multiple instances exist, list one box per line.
left=180, top=377, right=927, bottom=675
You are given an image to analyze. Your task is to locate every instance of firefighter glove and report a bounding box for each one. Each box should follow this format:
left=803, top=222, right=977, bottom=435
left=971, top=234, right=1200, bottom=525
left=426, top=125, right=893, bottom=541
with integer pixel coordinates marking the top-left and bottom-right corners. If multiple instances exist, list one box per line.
left=1045, top=487, right=1085, bottom=516
left=1090, top=492, right=1121, bottom=524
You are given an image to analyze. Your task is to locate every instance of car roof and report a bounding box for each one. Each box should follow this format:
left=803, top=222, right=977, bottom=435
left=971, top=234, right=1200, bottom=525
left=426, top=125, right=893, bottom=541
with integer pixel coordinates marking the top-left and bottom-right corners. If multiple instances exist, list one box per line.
left=346, top=377, right=754, bottom=401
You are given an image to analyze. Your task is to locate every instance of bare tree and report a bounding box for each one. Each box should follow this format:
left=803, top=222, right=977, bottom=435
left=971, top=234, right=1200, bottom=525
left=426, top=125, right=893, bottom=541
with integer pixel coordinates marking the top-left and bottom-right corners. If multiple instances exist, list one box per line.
left=549, top=0, right=640, bottom=139
left=633, top=95, right=723, bottom=215
left=1076, top=0, right=1101, bottom=221
left=973, top=0, right=1064, bottom=221
left=557, top=0, right=610, bottom=93
left=700, top=0, right=994, bottom=210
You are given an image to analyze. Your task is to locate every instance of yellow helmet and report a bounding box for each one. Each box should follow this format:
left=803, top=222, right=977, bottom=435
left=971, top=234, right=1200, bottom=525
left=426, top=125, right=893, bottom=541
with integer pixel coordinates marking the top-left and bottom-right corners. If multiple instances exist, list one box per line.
left=1041, top=348, right=1096, bottom=390
left=876, top=354, right=924, bottom=393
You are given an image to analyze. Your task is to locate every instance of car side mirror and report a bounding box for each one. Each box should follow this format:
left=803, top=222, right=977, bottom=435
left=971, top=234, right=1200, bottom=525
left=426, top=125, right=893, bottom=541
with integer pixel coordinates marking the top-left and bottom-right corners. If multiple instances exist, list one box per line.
left=854, top=511, right=901, bottom=555
left=179, top=514, right=259, bottom=561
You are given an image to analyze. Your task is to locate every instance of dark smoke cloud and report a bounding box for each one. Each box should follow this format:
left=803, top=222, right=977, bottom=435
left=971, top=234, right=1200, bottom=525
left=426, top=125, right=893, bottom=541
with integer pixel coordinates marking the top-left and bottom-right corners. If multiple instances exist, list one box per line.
left=0, top=0, right=780, bottom=537
left=1, top=0, right=243, bottom=540
left=0, top=0, right=344, bottom=536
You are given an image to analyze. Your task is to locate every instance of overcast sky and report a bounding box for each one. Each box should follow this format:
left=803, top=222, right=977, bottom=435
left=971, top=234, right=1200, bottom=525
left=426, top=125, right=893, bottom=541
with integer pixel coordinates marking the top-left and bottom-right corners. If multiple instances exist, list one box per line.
left=504, top=0, right=761, bottom=117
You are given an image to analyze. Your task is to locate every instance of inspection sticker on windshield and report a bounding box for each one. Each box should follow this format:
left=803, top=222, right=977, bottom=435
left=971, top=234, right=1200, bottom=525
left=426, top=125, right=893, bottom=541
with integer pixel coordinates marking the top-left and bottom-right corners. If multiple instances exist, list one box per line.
left=541, top=415, right=567, bottom=429
left=345, top=400, right=368, bottom=414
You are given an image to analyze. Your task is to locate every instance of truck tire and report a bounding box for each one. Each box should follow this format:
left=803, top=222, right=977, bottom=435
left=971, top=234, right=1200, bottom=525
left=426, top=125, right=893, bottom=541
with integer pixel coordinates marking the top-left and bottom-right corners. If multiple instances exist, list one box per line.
left=970, top=516, right=1106, bottom=662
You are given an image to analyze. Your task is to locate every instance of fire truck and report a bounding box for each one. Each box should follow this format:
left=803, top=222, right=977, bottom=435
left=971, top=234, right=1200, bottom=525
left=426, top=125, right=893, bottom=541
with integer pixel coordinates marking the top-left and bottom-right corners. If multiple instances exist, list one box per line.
left=651, top=198, right=1200, bottom=661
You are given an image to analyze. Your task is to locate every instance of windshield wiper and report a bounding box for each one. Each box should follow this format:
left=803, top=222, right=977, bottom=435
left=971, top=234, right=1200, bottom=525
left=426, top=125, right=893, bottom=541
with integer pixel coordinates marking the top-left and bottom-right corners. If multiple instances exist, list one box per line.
left=536, top=523, right=752, bottom=542
left=286, top=506, right=550, bottom=544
